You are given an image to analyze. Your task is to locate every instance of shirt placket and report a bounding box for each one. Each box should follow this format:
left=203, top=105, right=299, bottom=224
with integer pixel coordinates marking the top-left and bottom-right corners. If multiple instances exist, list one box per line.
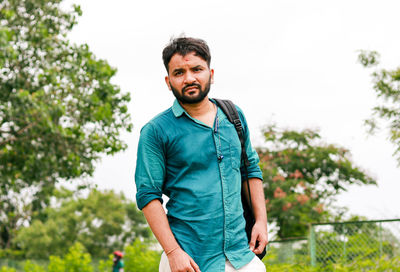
left=213, top=113, right=231, bottom=256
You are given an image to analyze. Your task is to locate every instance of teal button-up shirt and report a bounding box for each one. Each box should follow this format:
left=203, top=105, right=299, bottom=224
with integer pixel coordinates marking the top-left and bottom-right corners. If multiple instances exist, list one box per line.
left=135, top=99, right=263, bottom=272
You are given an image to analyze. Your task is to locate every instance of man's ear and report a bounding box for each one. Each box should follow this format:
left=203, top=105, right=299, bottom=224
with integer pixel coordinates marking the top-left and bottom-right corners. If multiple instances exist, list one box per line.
left=165, top=76, right=171, bottom=90
left=210, top=69, right=215, bottom=84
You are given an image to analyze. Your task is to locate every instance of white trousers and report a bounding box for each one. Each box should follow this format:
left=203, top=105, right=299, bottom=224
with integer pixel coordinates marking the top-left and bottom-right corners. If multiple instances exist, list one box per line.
left=159, top=252, right=266, bottom=272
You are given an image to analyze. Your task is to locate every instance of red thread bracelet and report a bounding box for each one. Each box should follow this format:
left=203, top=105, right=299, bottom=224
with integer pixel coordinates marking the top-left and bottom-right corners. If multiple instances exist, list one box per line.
left=166, top=246, right=179, bottom=256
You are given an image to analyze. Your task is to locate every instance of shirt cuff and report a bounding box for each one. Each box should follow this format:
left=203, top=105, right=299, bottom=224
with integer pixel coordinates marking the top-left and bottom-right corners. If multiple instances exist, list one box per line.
left=241, top=167, right=263, bottom=181
left=136, top=189, right=163, bottom=210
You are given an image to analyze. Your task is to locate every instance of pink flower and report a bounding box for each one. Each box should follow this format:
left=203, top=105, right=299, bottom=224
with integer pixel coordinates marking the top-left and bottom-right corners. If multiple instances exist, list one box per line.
left=274, top=187, right=287, bottom=198
left=313, top=204, right=324, bottom=214
left=282, top=202, right=292, bottom=211
left=272, top=175, right=285, bottom=182
left=290, top=170, right=303, bottom=179
left=296, top=194, right=309, bottom=205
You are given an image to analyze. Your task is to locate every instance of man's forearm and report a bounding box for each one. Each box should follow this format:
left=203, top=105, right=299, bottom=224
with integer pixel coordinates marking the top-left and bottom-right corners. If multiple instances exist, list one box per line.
left=246, top=178, right=269, bottom=254
left=142, top=199, right=180, bottom=253
left=249, top=178, right=267, bottom=224
left=245, top=178, right=268, bottom=224
left=142, top=199, right=201, bottom=272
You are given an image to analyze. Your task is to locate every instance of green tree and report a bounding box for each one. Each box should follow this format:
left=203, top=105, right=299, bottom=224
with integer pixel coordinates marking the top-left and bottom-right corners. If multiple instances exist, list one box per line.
left=15, top=188, right=151, bottom=259
left=358, top=50, right=400, bottom=164
left=0, top=0, right=132, bottom=249
left=257, top=126, right=376, bottom=238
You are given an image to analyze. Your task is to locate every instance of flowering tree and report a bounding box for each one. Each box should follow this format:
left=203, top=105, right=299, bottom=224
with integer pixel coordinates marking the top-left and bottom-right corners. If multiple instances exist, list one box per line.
left=257, top=125, right=376, bottom=238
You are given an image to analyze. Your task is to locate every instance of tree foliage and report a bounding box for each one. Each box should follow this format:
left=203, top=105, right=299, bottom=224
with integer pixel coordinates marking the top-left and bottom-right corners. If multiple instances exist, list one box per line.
left=358, top=50, right=400, bottom=164
left=257, top=125, right=376, bottom=238
left=0, top=0, right=132, bottom=248
left=14, top=188, right=151, bottom=259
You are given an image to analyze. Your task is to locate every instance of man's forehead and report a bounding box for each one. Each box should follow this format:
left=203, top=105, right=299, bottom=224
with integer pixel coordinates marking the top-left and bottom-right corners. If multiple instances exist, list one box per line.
left=168, top=52, right=209, bottom=74
left=170, top=52, right=205, bottom=64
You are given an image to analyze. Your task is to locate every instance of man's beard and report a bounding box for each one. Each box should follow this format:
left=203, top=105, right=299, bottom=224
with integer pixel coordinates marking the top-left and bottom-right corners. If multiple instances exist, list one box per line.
left=170, top=76, right=212, bottom=104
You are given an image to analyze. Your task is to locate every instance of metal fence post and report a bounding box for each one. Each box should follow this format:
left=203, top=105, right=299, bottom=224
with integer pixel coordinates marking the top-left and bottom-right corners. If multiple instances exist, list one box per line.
left=342, top=224, right=346, bottom=261
left=309, top=224, right=316, bottom=267
left=379, top=221, right=383, bottom=257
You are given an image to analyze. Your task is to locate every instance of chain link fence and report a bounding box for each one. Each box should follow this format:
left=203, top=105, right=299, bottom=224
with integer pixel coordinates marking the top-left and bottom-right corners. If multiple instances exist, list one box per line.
left=2, top=219, right=400, bottom=270
left=309, top=219, right=400, bottom=266
left=264, top=237, right=308, bottom=265
left=265, top=219, right=400, bottom=267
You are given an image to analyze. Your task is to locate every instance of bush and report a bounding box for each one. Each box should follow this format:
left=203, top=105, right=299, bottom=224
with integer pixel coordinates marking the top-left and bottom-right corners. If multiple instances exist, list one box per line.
left=48, top=256, right=65, bottom=272
left=323, top=256, right=400, bottom=272
left=1, top=249, right=399, bottom=271
left=47, top=242, right=92, bottom=272
left=265, top=263, right=319, bottom=272
left=0, top=267, right=16, bottom=272
left=263, top=256, right=400, bottom=272
left=123, top=240, right=161, bottom=272
left=62, top=243, right=93, bottom=272
left=97, top=254, right=113, bottom=272
left=23, top=261, right=45, bottom=272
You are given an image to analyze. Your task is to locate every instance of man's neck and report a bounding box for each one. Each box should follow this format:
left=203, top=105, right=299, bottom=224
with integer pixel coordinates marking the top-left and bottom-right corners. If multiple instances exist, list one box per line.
left=179, top=97, right=213, bottom=118
left=179, top=97, right=217, bottom=127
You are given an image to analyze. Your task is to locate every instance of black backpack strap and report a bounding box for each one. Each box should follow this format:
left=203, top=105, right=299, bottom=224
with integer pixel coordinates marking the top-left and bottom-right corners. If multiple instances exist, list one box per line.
left=214, top=98, right=266, bottom=259
left=213, top=98, right=253, bottom=208
left=213, top=99, right=249, bottom=167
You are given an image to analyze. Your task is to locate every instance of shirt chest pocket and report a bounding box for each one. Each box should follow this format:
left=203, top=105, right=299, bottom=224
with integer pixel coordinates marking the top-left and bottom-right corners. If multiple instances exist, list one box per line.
left=229, top=143, right=242, bottom=170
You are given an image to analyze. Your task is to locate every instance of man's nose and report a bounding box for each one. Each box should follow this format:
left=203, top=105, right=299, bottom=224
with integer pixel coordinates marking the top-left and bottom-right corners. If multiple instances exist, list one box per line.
left=183, top=72, right=196, bottom=84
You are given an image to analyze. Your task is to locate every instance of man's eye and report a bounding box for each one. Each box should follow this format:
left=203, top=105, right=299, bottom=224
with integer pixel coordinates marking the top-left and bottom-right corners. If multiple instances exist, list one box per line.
left=174, top=71, right=183, bottom=76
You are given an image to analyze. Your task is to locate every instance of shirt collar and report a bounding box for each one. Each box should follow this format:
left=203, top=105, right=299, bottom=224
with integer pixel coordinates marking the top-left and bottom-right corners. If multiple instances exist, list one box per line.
left=172, top=99, right=185, bottom=117
left=171, top=98, right=218, bottom=118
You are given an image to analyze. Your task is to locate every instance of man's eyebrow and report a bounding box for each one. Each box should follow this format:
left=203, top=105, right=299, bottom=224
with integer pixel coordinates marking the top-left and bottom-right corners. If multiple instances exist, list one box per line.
left=172, top=68, right=184, bottom=73
left=192, top=65, right=203, bottom=69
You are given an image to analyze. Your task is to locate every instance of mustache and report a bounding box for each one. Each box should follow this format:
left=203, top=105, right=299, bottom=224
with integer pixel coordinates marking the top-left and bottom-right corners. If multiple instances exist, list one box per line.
left=182, top=83, right=201, bottom=92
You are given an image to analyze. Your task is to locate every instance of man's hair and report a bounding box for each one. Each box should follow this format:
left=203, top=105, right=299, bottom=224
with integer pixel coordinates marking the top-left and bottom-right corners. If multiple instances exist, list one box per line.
left=162, top=37, right=211, bottom=72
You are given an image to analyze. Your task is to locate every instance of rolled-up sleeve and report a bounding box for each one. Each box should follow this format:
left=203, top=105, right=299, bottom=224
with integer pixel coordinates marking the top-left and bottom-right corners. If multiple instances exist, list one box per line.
left=135, top=123, right=166, bottom=210
left=237, top=107, right=263, bottom=181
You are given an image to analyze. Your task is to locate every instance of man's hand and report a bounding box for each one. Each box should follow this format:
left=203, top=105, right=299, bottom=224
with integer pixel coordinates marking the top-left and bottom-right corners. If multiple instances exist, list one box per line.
left=249, top=221, right=268, bottom=255
left=142, top=200, right=199, bottom=271
left=167, top=248, right=201, bottom=272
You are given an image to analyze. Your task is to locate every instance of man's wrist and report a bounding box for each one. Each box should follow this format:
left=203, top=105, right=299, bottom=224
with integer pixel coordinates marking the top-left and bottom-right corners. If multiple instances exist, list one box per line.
left=254, top=212, right=267, bottom=223
left=255, top=218, right=268, bottom=228
left=166, top=246, right=180, bottom=256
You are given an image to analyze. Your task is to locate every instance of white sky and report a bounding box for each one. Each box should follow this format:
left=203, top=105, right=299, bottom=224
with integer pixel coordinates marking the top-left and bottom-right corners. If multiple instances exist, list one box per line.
left=63, top=0, right=400, bottom=220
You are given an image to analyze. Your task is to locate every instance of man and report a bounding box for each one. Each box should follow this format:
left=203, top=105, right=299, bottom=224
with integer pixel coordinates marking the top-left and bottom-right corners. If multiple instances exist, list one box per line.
left=112, top=251, right=124, bottom=272
left=135, top=37, right=268, bottom=272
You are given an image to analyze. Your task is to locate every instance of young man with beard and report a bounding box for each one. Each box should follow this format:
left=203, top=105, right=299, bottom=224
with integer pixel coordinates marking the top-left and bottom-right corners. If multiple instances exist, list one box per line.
left=135, top=37, right=268, bottom=272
